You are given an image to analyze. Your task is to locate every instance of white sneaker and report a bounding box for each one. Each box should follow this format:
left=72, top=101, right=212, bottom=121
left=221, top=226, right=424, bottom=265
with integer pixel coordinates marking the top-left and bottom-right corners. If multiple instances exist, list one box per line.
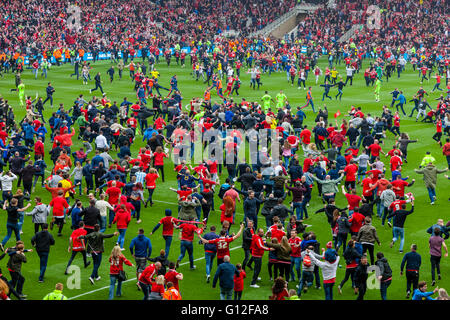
left=257, top=277, right=261, bottom=281
left=89, top=277, right=94, bottom=285
left=120, top=248, right=125, bottom=251
left=250, top=284, right=260, bottom=288
left=95, top=276, right=101, bottom=281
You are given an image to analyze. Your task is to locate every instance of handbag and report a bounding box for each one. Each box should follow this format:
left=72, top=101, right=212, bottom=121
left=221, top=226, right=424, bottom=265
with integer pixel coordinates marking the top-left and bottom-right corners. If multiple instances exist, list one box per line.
left=118, top=270, right=127, bottom=282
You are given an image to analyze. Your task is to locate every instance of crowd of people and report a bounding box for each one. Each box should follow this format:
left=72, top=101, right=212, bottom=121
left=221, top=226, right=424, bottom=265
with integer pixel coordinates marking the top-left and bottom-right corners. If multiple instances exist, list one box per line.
left=0, top=0, right=449, bottom=302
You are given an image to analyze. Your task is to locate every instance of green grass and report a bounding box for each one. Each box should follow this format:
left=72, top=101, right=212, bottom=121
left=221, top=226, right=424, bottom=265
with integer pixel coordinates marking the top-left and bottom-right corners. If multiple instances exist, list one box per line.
left=0, top=57, right=448, bottom=301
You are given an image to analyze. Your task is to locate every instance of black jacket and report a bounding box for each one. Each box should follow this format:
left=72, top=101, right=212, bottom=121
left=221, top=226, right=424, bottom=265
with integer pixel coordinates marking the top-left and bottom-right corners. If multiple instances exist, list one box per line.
left=31, top=230, right=55, bottom=252
left=80, top=206, right=101, bottom=227
left=242, top=227, right=254, bottom=250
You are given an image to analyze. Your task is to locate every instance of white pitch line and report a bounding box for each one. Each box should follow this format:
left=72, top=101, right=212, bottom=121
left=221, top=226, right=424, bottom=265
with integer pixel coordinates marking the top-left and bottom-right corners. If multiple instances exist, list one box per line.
left=68, top=246, right=241, bottom=300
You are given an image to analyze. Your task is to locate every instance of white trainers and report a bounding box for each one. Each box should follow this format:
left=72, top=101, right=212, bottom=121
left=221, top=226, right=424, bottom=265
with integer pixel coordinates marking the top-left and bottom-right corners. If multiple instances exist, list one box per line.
left=257, top=277, right=261, bottom=281
left=250, top=284, right=260, bottom=288
left=89, top=277, right=94, bottom=285
left=95, top=276, right=101, bottom=281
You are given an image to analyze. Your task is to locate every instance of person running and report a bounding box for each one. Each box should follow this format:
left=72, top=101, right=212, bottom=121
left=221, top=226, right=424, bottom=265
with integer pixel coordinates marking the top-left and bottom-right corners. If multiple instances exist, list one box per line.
left=108, top=245, right=134, bottom=300
left=400, top=244, right=421, bottom=299
left=79, top=224, right=119, bottom=284
left=65, top=221, right=91, bottom=275
left=429, top=227, right=448, bottom=286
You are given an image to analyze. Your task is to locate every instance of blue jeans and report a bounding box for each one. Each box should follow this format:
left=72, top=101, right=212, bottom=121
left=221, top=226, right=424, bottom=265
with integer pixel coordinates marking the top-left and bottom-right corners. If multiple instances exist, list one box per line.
left=290, top=256, right=302, bottom=281
left=220, top=286, right=233, bottom=300
left=117, top=229, right=127, bottom=249
left=205, top=251, right=216, bottom=276
left=91, top=252, right=102, bottom=279
left=297, top=270, right=313, bottom=296
left=324, top=282, right=334, bottom=300
left=427, top=187, right=436, bottom=202
left=2, top=222, right=20, bottom=246
left=100, top=216, right=107, bottom=233
left=74, top=179, right=82, bottom=194
left=392, top=227, right=405, bottom=251
left=18, top=212, right=24, bottom=232
left=38, top=251, right=49, bottom=281
left=163, top=236, right=173, bottom=258
left=380, top=280, right=391, bottom=300
left=109, top=275, right=122, bottom=300
left=178, top=240, right=194, bottom=268
left=300, top=197, right=310, bottom=219
left=293, top=202, right=303, bottom=220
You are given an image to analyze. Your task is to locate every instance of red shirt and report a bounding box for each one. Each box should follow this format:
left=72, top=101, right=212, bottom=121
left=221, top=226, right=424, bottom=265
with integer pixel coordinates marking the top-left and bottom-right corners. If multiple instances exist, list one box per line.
left=362, top=177, right=374, bottom=196
left=106, top=187, right=121, bottom=205
left=289, top=236, right=302, bottom=257
left=49, top=196, right=69, bottom=217
left=344, top=164, right=358, bottom=182
left=179, top=223, right=197, bottom=242
left=391, top=179, right=409, bottom=197
left=345, top=193, right=362, bottom=210
left=153, top=152, right=167, bottom=166
left=209, top=236, right=234, bottom=259
left=303, top=158, right=314, bottom=173
left=164, top=269, right=181, bottom=291
left=250, top=234, right=269, bottom=258
left=300, top=129, right=311, bottom=144
left=71, top=228, right=87, bottom=251
left=389, top=200, right=406, bottom=212
left=144, top=173, right=159, bottom=189
left=159, top=216, right=176, bottom=236
left=390, top=155, right=403, bottom=171
left=176, top=189, right=192, bottom=201
left=369, top=143, right=382, bottom=156
left=348, top=211, right=365, bottom=233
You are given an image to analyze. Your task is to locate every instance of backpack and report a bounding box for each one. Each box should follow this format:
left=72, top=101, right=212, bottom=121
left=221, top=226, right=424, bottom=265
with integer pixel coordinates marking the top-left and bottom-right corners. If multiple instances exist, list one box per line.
left=381, top=260, right=392, bottom=279
left=303, top=254, right=312, bottom=268
left=218, top=185, right=229, bottom=199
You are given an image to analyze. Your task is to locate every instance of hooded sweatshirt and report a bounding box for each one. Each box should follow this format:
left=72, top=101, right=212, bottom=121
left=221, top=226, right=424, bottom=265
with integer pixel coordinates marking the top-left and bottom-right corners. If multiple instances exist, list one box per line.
left=25, top=203, right=49, bottom=224
left=112, top=208, right=131, bottom=229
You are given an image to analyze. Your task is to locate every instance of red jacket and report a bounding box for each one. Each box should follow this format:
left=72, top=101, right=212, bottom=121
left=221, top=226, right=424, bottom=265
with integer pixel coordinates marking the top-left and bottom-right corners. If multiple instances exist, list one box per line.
left=34, top=140, right=45, bottom=156
left=109, top=255, right=132, bottom=275
left=250, top=234, right=270, bottom=258
left=348, top=211, right=365, bottom=233
left=112, top=209, right=131, bottom=229
left=443, top=143, right=450, bottom=156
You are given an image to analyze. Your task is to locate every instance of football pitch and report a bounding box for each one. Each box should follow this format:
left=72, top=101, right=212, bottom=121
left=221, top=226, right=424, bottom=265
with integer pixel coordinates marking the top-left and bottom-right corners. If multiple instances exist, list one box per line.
left=0, top=56, right=448, bottom=300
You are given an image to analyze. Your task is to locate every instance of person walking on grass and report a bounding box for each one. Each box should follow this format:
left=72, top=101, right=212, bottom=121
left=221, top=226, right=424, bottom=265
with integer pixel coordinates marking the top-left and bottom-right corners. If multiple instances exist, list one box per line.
left=429, top=227, right=448, bottom=286
left=356, top=216, right=381, bottom=265
left=307, top=244, right=340, bottom=300
left=375, top=252, right=392, bottom=300
left=414, top=163, right=448, bottom=205
left=30, top=223, right=55, bottom=283
left=0, top=198, right=31, bottom=250
left=65, top=221, right=91, bottom=275
left=78, top=224, right=119, bottom=284
left=108, top=245, right=134, bottom=300
left=338, top=239, right=361, bottom=295
left=354, top=254, right=369, bottom=300
left=387, top=200, right=414, bottom=253
left=212, top=255, right=239, bottom=300
left=400, top=244, right=421, bottom=299
left=129, top=228, right=152, bottom=290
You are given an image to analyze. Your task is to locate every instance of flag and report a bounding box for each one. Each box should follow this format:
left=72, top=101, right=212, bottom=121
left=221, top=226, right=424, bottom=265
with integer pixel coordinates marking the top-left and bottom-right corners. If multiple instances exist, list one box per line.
left=334, top=110, right=341, bottom=118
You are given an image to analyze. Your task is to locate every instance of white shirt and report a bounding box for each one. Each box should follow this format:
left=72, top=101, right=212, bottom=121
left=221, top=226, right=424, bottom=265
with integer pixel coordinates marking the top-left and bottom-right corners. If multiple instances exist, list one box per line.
left=95, top=134, right=108, bottom=149
left=95, top=200, right=114, bottom=217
